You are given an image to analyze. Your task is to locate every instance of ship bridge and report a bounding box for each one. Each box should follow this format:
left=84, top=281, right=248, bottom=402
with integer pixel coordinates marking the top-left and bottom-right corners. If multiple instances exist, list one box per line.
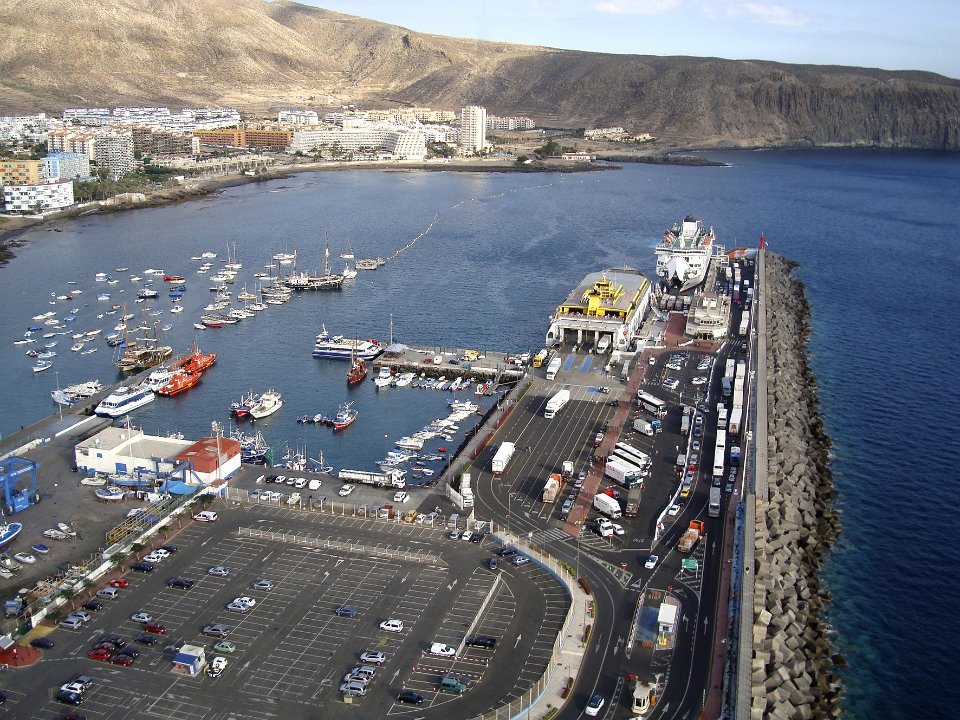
left=546, top=269, right=652, bottom=352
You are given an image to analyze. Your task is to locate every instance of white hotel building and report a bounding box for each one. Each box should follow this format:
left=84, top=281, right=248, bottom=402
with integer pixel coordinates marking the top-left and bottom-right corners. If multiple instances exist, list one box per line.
left=3, top=179, right=74, bottom=213
left=288, top=121, right=427, bottom=160
left=459, top=105, right=487, bottom=155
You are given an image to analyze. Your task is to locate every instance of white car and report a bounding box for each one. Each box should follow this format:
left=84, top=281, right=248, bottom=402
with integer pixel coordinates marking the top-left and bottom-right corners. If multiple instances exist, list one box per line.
left=286, top=492, right=301, bottom=505
left=60, top=682, right=87, bottom=695
left=208, top=566, right=230, bottom=577
left=338, top=484, right=354, bottom=497
left=143, top=552, right=165, bottom=563
left=360, top=651, right=386, bottom=665
left=207, top=655, right=228, bottom=678
left=131, top=611, right=153, bottom=623
left=152, top=548, right=171, bottom=558
left=193, top=511, right=218, bottom=522
left=691, top=376, right=708, bottom=385
left=429, top=642, right=456, bottom=657
left=379, top=619, right=403, bottom=633
left=610, top=523, right=625, bottom=536
left=667, top=504, right=681, bottom=517
left=393, top=491, right=409, bottom=503
left=232, top=596, right=256, bottom=608
left=645, top=555, right=659, bottom=569
left=460, top=531, right=473, bottom=541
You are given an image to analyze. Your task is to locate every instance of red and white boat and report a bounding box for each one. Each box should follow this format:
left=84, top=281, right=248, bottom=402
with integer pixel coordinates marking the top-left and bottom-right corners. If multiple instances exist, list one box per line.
left=347, top=347, right=367, bottom=385
left=157, top=369, right=202, bottom=397
left=332, top=401, right=357, bottom=431
left=163, top=274, right=185, bottom=283
left=176, top=344, right=217, bottom=374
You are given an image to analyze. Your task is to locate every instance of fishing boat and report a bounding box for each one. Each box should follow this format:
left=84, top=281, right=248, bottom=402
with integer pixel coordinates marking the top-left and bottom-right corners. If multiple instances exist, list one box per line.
left=308, top=450, right=334, bottom=474
left=0, top=521, right=23, bottom=550
left=232, top=429, right=269, bottom=463
left=250, top=390, right=282, bottom=420
left=347, top=345, right=367, bottom=385
left=94, top=384, right=155, bottom=417
left=654, top=215, right=718, bottom=294
left=231, top=390, right=259, bottom=419
left=157, top=369, right=202, bottom=397
left=332, top=401, right=357, bottom=431
left=312, top=324, right=382, bottom=360
left=32, top=360, right=53, bottom=373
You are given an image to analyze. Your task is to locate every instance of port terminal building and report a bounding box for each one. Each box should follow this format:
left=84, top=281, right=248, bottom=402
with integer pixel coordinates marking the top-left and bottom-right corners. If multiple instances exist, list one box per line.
left=74, top=426, right=241, bottom=487
left=545, top=269, right=652, bottom=351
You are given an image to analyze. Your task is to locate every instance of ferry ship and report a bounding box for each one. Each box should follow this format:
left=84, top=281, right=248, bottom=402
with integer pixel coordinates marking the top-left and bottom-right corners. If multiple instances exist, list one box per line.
left=95, top=384, right=155, bottom=417
left=655, top=216, right=717, bottom=294
left=312, top=325, right=382, bottom=360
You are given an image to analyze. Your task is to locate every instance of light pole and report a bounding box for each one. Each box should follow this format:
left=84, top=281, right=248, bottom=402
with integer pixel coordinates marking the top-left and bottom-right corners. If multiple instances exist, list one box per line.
left=54, top=372, right=62, bottom=420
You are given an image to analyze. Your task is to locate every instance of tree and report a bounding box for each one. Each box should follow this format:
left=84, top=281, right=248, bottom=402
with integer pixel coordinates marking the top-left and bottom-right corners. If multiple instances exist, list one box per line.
left=131, top=542, right=145, bottom=560
left=535, top=139, right=562, bottom=156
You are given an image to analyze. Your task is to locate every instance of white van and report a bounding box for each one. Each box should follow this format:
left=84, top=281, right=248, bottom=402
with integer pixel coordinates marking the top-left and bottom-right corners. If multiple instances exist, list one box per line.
left=308, top=478, right=322, bottom=491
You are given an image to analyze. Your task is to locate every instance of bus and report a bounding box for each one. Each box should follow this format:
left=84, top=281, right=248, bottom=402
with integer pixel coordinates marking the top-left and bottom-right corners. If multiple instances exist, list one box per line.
left=708, top=486, right=722, bottom=518
left=533, top=349, right=549, bottom=368
left=713, top=428, right=727, bottom=478
left=637, top=391, right=667, bottom=417
left=609, top=452, right=648, bottom=479
left=614, top=441, right=651, bottom=468
left=545, top=356, right=562, bottom=380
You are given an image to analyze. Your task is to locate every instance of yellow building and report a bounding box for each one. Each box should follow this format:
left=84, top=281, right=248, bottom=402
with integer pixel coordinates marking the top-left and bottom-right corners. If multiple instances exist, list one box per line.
left=545, top=269, right=651, bottom=351
left=0, top=159, right=46, bottom=186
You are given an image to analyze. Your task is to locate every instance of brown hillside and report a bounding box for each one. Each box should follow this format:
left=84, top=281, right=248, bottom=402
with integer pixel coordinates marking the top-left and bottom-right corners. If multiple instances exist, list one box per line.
left=1, top=0, right=958, bottom=149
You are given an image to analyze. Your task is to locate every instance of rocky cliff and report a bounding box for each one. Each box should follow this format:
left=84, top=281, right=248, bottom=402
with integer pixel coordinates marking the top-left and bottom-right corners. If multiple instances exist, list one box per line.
left=1, top=0, right=958, bottom=150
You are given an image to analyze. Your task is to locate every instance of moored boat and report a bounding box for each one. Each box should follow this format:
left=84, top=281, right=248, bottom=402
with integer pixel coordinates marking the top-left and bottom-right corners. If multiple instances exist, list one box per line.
left=347, top=349, right=367, bottom=385
left=249, top=390, right=282, bottom=420
left=312, top=324, right=382, bottom=360
left=0, top=521, right=23, bottom=549
left=332, top=401, right=357, bottom=431
left=157, top=369, right=202, bottom=397
left=655, top=215, right=717, bottom=294
left=95, top=384, right=155, bottom=417
left=175, top=344, right=217, bottom=374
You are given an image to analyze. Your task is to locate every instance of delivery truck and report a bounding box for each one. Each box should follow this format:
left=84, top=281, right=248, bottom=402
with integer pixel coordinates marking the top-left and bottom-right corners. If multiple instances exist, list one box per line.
left=544, top=388, right=570, bottom=419
left=677, top=520, right=705, bottom=552
left=542, top=473, right=563, bottom=503
left=593, top=492, right=622, bottom=519
left=491, top=442, right=515, bottom=476
left=545, top=356, right=562, bottom=380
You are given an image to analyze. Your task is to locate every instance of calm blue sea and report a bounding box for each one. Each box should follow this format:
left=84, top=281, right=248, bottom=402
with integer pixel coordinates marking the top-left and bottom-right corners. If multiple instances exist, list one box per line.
left=1, top=151, right=957, bottom=718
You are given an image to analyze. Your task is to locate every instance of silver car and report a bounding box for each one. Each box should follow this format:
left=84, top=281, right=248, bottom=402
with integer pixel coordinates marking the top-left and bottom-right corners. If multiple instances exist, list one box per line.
left=340, top=680, right=367, bottom=696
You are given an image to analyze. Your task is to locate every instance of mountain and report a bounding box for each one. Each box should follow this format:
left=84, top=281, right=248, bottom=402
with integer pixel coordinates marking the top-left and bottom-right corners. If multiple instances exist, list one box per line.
left=1, top=0, right=958, bottom=150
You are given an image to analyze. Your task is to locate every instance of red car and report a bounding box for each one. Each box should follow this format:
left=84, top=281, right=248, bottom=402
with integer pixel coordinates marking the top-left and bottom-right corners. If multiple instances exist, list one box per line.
left=143, top=623, right=167, bottom=634
left=111, top=654, right=135, bottom=666
left=88, top=647, right=113, bottom=661
left=109, top=578, right=130, bottom=588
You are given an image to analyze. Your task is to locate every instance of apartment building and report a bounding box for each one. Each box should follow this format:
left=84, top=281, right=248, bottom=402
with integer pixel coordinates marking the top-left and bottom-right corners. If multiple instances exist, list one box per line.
left=43, top=153, right=92, bottom=181
left=288, top=124, right=427, bottom=160
left=93, top=132, right=135, bottom=179
left=486, top=115, right=536, bottom=131
left=458, top=106, right=487, bottom=155
left=3, top=179, right=74, bottom=213
left=0, top=159, right=46, bottom=186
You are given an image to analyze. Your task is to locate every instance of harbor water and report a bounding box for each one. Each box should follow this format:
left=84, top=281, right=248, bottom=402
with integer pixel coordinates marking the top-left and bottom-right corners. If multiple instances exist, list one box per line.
left=1, top=151, right=958, bottom=718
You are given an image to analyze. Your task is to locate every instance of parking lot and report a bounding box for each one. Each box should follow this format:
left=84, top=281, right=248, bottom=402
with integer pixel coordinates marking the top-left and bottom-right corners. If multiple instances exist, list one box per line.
left=2, top=502, right=569, bottom=720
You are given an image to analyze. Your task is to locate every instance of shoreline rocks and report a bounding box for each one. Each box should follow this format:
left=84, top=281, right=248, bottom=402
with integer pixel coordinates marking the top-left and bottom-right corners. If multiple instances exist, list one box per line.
left=752, top=253, right=842, bottom=720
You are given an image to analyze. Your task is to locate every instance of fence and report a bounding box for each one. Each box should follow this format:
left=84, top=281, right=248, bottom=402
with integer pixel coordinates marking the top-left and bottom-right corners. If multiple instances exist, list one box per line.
left=237, top=527, right=440, bottom=564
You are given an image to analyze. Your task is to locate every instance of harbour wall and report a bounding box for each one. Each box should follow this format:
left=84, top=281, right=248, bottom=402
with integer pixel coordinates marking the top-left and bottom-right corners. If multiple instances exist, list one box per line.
left=749, top=253, right=842, bottom=720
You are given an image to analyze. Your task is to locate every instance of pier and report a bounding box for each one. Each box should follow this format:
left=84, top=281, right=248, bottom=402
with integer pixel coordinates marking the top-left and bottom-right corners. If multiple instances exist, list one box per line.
left=372, top=345, right=526, bottom=385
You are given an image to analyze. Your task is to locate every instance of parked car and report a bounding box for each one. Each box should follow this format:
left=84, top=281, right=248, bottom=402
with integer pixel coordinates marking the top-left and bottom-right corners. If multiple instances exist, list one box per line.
left=335, top=605, right=358, bottom=618
left=379, top=619, right=403, bottom=633
left=487, top=558, right=500, bottom=571
left=208, top=566, right=230, bottom=577
left=98, top=634, right=126, bottom=648
left=465, top=635, right=497, bottom=648
left=339, top=681, right=367, bottom=696
left=397, top=689, right=424, bottom=704
left=87, top=647, right=112, bottom=661
left=360, top=651, right=386, bottom=665
left=167, top=577, right=195, bottom=589
left=192, top=511, right=218, bottom=522
left=82, top=599, right=103, bottom=612
left=213, top=641, right=236, bottom=654
left=252, top=579, right=274, bottom=591
left=207, top=656, right=228, bottom=678
left=135, top=633, right=159, bottom=645
left=130, top=561, right=155, bottom=573
left=143, top=623, right=167, bottom=634
left=429, top=642, right=456, bottom=657
left=202, top=624, right=231, bottom=638
left=496, top=546, right=518, bottom=557
left=109, top=578, right=129, bottom=588
left=59, top=617, right=83, bottom=631
left=338, top=484, right=354, bottom=497
left=511, top=555, right=530, bottom=566
left=56, top=690, right=84, bottom=706
left=110, top=653, right=135, bottom=666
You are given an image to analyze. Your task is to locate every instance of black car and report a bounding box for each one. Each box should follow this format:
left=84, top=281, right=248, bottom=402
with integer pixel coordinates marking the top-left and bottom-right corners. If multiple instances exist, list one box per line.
left=98, top=634, right=127, bottom=648
left=167, top=577, right=195, bottom=589
left=334, top=605, right=358, bottom=617
left=487, top=558, right=499, bottom=570
left=29, top=637, right=55, bottom=649
left=397, top=690, right=424, bottom=705
left=130, top=561, right=155, bottom=573
left=135, top=633, right=159, bottom=645
left=82, top=599, right=103, bottom=612
left=56, top=690, right=83, bottom=706
left=465, top=635, right=497, bottom=648
left=495, top=547, right=518, bottom=557
left=607, top=399, right=619, bottom=407
left=470, top=532, right=486, bottom=543
left=159, top=544, right=178, bottom=554
left=117, top=646, right=140, bottom=659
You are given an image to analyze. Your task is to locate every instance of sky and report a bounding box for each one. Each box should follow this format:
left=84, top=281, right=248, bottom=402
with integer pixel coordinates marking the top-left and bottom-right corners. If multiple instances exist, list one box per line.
left=292, top=0, right=960, bottom=79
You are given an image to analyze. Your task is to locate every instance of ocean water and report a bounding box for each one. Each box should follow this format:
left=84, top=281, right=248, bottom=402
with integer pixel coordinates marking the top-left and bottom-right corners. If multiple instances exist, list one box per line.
left=1, top=151, right=958, bottom=718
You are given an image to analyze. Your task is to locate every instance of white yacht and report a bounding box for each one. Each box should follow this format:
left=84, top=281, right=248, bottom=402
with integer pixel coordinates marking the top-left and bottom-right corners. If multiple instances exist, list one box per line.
left=312, top=325, right=383, bottom=360
left=95, top=384, right=155, bottom=417
left=250, top=390, right=282, bottom=420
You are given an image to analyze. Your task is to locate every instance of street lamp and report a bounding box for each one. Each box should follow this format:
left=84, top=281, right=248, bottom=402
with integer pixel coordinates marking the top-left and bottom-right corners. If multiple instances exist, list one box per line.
left=54, top=372, right=62, bottom=420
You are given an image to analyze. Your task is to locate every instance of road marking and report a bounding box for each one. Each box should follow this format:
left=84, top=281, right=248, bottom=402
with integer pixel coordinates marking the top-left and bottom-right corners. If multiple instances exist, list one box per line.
left=513, top=634, right=522, bottom=649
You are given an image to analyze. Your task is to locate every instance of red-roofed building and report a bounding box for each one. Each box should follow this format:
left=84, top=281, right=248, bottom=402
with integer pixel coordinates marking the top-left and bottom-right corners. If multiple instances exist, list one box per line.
left=174, top=437, right=241, bottom=481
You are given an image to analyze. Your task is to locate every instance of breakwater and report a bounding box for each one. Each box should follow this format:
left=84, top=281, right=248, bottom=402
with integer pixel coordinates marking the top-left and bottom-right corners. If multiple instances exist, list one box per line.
left=752, top=253, right=842, bottom=719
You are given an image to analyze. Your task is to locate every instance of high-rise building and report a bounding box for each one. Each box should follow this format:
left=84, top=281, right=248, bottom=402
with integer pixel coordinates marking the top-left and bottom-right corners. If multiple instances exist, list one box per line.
left=0, top=159, right=46, bottom=186
left=43, top=153, right=92, bottom=181
left=2, top=179, right=74, bottom=213
left=93, top=132, right=135, bottom=180
left=459, top=106, right=487, bottom=155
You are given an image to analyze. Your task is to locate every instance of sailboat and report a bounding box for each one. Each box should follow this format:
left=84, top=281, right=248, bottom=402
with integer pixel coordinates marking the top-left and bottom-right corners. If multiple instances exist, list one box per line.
left=347, top=340, right=367, bottom=385
left=308, top=450, right=334, bottom=474
left=281, top=233, right=344, bottom=291
left=340, top=240, right=355, bottom=260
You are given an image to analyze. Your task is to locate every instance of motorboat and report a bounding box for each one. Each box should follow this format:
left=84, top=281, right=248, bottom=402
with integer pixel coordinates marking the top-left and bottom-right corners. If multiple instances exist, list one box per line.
left=312, top=324, right=382, bottom=360
left=332, top=402, right=357, bottom=431
left=373, top=366, right=393, bottom=388
left=157, top=369, right=202, bottom=397
left=95, top=384, right=155, bottom=417
left=250, top=390, right=282, bottom=420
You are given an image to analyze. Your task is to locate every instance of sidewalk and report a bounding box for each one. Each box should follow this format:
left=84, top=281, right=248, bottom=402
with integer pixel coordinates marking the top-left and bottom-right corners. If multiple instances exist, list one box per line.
left=497, top=530, right=593, bottom=719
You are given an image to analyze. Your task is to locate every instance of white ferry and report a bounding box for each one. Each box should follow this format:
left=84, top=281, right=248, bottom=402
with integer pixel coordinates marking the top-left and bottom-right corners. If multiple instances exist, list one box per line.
left=94, top=384, right=155, bottom=417
left=312, top=325, right=383, bottom=360
left=655, top=216, right=717, bottom=294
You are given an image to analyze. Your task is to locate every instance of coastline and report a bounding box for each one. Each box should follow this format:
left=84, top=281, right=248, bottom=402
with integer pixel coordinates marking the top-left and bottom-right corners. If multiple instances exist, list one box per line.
left=752, top=253, right=842, bottom=719
left=0, top=157, right=609, bottom=260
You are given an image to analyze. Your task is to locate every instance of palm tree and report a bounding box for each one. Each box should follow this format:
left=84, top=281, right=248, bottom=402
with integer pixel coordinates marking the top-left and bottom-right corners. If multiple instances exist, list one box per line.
left=130, top=542, right=145, bottom=560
